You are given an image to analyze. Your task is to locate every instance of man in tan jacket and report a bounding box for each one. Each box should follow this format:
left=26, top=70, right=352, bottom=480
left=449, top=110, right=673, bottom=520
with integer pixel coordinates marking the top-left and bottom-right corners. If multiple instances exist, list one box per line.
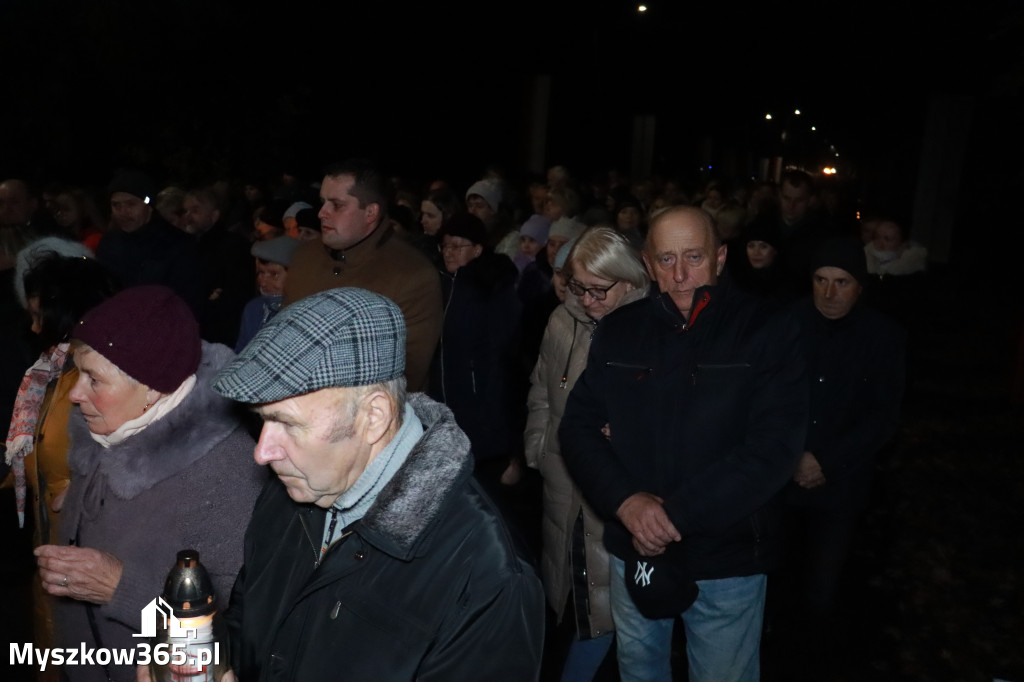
left=284, top=159, right=441, bottom=391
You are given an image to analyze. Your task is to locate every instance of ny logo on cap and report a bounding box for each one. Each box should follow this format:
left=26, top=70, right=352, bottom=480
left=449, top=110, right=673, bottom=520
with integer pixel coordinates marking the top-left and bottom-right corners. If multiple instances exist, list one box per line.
left=634, top=561, right=654, bottom=587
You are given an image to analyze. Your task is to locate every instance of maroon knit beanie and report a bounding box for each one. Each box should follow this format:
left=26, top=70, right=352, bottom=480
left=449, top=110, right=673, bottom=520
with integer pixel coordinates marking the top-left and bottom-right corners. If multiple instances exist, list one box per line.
left=73, top=285, right=201, bottom=393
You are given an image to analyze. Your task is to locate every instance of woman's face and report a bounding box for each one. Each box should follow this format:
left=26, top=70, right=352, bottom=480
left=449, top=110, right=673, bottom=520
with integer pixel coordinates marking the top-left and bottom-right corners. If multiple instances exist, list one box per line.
left=873, top=222, right=903, bottom=252
left=746, top=240, right=777, bottom=269
left=520, top=235, right=543, bottom=259
left=69, top=348, right=156, bottom=435
left=572, top=266, right=632, bottom=321
left=705, top=189, right=723, bottom=210
left=546, top=236, right=569, bottom=267
left=552, top=267, right=569, bottom=303
left=420, top=200, right=443, bottom=236
left=543, top=197, right=565, bottom=221
left=617, top=206, right=641, bottom=231
left=441, top=235, right=482, bottom=274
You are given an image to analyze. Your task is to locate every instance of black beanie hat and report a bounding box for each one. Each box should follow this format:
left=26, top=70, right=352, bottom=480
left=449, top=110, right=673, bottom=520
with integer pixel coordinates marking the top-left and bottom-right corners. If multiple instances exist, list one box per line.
left=441, top=212, right=487, bottom=246
left=811, top=237, right=868, bottom=285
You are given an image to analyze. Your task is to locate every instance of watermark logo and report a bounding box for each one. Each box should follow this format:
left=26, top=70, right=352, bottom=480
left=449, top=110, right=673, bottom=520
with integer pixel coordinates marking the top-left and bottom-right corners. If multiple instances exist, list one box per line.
left=133, top=597, right=196, bottom=639
left=11, top=594, right=219, bottom=673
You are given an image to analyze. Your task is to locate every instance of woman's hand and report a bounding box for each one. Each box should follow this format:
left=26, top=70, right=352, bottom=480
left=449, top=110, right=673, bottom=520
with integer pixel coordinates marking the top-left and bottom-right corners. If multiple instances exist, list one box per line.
left=35, top=544, right=123, bottom=604
left=50, top=488, right=67, bottom=513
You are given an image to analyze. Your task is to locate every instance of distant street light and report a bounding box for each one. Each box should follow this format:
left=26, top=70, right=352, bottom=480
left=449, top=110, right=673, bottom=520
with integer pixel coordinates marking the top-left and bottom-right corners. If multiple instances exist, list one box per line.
left=638, top=4, right=647, bottom=11
left=765, top=113, right=772, bottom=120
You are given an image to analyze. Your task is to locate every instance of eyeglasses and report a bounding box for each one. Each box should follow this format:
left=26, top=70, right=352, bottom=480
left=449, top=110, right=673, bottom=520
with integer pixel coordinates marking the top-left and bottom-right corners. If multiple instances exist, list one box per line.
left=438, top=243, right=475, bottom=254
left=567, top=279, right=620, bottom=300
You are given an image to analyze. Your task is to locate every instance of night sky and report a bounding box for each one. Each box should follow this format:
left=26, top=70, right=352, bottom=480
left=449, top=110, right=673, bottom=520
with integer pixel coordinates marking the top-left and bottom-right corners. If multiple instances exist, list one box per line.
left=1, top=0, right=1020, bottom=204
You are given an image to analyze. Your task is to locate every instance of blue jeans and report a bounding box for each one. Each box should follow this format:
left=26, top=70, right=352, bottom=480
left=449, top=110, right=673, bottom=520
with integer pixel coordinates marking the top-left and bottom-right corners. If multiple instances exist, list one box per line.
left=560, top=631, right=614, bottom=682
left=609, top=555, right=766, bottom=682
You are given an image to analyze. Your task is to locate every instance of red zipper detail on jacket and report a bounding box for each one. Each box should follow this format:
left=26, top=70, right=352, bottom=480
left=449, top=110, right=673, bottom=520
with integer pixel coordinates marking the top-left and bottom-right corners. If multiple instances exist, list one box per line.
left=688, top=291, right=712, bottom=327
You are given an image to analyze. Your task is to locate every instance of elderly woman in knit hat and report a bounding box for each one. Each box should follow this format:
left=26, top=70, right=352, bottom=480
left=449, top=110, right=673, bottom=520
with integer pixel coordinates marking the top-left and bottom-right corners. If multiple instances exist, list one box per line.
left=34, top=286, right=265, bottom=682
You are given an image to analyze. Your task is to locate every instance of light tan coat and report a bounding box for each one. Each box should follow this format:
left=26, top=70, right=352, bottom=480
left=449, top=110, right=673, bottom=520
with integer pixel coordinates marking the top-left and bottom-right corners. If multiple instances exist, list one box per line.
left=524, top=287, right=645, bottom=637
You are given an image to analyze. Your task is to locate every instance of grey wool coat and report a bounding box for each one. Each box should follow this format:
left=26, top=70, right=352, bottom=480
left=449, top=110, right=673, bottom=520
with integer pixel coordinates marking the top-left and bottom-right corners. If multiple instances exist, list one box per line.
left=524, top=287, right=646, bottom=638
left=54, top=342, right=265, bottom=682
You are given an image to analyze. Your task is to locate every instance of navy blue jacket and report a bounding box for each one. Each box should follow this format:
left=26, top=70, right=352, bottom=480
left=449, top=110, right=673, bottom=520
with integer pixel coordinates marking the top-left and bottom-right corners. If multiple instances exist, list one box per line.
left=560, top=284, right=808, bottom=579
left=429, top=252, right=522, bottom=460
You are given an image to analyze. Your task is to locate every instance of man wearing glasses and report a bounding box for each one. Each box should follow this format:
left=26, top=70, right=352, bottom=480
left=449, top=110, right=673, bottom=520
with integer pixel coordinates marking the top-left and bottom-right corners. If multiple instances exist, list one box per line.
left=560, top=206, right=807, bottom=682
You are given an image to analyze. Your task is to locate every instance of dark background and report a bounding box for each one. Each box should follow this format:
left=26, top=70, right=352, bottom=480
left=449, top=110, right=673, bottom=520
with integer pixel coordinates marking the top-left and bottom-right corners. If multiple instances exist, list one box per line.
left=1, top=0, right=1019, bottom=190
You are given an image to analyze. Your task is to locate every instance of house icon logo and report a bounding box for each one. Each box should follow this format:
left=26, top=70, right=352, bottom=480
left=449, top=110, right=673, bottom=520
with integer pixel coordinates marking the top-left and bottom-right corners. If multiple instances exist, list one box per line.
left=133, top=597, right=197, bottom=639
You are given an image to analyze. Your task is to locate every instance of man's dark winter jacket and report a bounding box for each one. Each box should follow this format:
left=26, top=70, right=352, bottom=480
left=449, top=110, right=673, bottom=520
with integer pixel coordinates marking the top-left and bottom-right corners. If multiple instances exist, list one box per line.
left=560, top=284, right=808, bottom=580
left=785, top=297, right=906, bottom=510
left=95, top=217, right=206, bottom=318
left=429, top=251, right=522, bottom=460
left=226, top=394, right=544, bottom=682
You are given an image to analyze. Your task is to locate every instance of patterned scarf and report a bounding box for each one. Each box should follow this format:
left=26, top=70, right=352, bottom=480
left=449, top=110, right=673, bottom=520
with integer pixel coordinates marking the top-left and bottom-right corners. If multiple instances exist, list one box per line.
left=4, top=343, right=70, bottom=528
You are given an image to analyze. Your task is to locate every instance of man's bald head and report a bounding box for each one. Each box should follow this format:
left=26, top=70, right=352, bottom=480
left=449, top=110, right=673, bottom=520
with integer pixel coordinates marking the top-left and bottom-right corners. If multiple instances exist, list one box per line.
left=645, top=206, right=720, bottom=251
left=643, top=206, right=726, bottom=319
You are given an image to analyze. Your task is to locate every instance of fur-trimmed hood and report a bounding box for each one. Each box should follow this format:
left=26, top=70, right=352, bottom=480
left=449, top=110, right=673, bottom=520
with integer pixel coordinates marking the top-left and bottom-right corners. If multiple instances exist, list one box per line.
left=356, top=393, right=475, bottom=560
left=67, top=342, right=247, bottom=500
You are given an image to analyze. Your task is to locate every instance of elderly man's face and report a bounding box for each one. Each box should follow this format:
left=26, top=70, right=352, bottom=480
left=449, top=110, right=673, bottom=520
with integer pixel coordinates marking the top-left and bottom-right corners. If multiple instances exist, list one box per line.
left=812, top=266, right=862, bottom=320
left=643, top=208, right=726, bottom=320
left=110, top=192, right=152, bottom=233
left=253, top=387, right=372, bottom=509
left=318, top=174, right=379, bottom=251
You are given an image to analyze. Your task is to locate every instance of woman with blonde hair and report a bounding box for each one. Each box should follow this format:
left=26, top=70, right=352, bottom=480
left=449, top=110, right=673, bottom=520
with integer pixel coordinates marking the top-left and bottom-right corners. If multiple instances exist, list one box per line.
left=524, top=226, right=649, bottom=680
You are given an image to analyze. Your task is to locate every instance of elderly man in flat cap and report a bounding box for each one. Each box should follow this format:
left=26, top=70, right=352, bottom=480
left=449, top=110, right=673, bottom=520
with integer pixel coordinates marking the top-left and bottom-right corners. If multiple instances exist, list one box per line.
left=212, top=287, right=544, bottom=682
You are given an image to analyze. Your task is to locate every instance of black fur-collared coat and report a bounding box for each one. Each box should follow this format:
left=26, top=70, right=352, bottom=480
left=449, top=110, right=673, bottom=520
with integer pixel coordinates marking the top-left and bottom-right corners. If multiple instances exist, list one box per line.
left=227, top=394, right=545, bottom=682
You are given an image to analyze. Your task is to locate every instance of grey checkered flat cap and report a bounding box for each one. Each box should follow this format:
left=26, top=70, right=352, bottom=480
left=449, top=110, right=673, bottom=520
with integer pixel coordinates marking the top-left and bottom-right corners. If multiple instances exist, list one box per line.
left=214, top=288, right=406, bottom=403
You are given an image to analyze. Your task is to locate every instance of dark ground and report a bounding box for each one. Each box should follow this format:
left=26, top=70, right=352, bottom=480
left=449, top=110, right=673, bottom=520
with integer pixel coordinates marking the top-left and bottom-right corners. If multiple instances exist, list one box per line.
left=3, top=267, right=1023, bottom=682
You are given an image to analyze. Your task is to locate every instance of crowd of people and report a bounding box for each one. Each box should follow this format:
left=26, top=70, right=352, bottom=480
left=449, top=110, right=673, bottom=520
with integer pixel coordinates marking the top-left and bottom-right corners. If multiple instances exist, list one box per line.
left=0, top=159, right=918, bottom=681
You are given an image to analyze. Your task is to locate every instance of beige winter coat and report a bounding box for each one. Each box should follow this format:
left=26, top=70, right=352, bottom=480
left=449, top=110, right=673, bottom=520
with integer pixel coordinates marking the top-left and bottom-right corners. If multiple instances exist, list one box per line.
left=524, top=286, right=646, bottom=637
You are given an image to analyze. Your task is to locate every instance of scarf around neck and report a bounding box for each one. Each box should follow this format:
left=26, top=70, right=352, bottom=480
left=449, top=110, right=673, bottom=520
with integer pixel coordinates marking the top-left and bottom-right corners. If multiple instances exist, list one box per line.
left=4, top=343, right=70, bottom=528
